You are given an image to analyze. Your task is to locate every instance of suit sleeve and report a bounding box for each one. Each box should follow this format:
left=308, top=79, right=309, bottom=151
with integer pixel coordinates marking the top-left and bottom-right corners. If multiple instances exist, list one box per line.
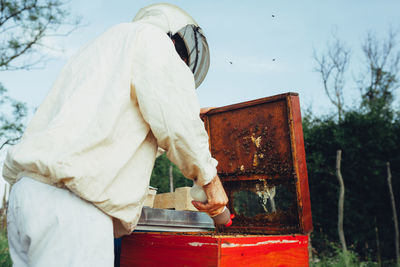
left=131, top=25, right=217, bottom=186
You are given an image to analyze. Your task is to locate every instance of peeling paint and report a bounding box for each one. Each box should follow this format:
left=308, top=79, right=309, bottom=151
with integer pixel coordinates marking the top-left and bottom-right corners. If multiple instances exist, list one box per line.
left=221, top=239, right=302, bottom=248
left=188, top=242, right=217, bottom=247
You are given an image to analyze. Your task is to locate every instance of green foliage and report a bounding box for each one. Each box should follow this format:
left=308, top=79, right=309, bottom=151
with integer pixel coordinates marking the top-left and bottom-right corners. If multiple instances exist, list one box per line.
left=309, top=30, right=400, bottom=263
left=361, top=68, right=397, bottom=113
left=150, top=153, right=193, bottom=193
left=358, top=30, right=400, bottom=115
left=0, top=83, right=27, bottom=151
left=312, top=247, right=372, bottom=267
left=0, top=0, right=80, bottom=150
left=0, top=0, right=81, bottom=70
left=0, top=230, right=12, bottom=267
left=304, top=109, right=400, bottom=262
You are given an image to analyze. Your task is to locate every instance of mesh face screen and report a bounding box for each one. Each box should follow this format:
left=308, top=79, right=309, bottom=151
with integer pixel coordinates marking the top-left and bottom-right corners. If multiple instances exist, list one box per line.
left=176, top=25, right=210, bottom=88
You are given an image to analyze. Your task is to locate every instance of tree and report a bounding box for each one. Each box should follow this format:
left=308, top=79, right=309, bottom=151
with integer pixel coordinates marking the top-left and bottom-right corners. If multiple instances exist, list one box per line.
left=313, top=33, right=351, bottom=122
left=150, top=154, right=193, bottom=193
left=358, top=30, right=400, bottom=115
left=336, top=149, right=347, bottom=256
left=0, top=83, right=27, bottom=150
left=310, top=29, right=400, bottom=262
left=0, top=0, right=81, bottom=151
left=386, top=162, right=400, bottom=266
left=304, top=111, right=400, bottom=262
left=0, top=0, right=81, bottom=70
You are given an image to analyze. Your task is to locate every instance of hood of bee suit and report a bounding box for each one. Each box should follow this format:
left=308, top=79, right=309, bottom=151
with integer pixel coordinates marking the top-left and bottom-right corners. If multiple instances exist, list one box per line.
left=133, top=3, right=210, bottom=89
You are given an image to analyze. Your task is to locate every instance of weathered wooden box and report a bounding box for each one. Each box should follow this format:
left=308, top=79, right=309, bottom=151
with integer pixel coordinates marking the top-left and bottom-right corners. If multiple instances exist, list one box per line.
left=201, top=93, right=312, bottom=234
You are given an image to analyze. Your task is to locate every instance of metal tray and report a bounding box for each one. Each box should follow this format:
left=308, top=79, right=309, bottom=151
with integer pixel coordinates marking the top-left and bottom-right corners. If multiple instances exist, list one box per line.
left=135, top=207, right=214, bottom=232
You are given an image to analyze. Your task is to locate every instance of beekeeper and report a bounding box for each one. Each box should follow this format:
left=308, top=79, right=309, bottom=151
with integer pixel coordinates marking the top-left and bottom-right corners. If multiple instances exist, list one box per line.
left=2, top=3, right=228, bottom=266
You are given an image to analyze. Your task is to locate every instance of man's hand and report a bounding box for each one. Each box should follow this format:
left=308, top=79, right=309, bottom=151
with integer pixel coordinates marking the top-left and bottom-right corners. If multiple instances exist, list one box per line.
left=192, top=175, right=228, bottom=217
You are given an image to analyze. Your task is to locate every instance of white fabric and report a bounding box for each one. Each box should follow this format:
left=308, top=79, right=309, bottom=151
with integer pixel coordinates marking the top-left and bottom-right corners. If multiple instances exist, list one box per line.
left=133, top=3, right=198, bottom=38
left=133, top=3, right=210, bottom=88
left=7, top=177, right=114, bottom=267
left=3, top=20, right=217, bottom=235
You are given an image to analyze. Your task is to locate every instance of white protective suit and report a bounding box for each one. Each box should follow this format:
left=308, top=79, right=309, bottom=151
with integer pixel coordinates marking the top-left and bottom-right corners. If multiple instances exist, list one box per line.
left=3, top=2, right=217, bottom=240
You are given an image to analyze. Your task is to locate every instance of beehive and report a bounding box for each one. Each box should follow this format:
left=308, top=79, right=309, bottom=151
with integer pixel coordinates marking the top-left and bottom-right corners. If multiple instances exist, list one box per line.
left=120, top=93, right=313, bottom=267
left=201, top=93, right=312, bottom=234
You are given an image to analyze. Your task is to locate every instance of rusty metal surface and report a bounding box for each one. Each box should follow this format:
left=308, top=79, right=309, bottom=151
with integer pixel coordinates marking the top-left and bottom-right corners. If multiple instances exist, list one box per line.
left=202, top=93, right=312, bottom=235
left=206, top=96, right=294, bottom=180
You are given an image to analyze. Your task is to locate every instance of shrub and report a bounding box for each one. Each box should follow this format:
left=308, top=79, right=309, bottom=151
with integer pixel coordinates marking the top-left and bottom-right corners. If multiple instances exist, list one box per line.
left=312, top=247, right=378, bottom=267
left=0, top=230, right=12, bottom=267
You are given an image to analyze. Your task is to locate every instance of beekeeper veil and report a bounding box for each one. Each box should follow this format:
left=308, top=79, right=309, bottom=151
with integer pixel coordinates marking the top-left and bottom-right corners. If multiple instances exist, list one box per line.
left=133, top=3, right=210, bottom=88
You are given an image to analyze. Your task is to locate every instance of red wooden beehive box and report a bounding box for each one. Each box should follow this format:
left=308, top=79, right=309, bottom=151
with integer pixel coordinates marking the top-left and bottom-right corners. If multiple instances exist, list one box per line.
left=121, top=93, right=312, bottom=266
left=202, top=92, right=312, bottom=234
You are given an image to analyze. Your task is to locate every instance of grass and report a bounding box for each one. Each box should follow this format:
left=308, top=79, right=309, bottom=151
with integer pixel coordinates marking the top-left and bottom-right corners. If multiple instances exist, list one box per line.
left=311, top=247, right=385, bottom=267
left=0, top=230, right=12, bottom=267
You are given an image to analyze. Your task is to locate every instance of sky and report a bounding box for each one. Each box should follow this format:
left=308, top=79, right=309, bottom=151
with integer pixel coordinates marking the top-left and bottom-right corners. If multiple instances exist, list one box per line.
left=0, top=0, right=400, bottom=197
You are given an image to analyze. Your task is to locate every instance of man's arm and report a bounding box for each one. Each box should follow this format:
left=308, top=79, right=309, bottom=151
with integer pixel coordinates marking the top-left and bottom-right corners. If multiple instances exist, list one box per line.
left=131, top=25, right=226, bottom=211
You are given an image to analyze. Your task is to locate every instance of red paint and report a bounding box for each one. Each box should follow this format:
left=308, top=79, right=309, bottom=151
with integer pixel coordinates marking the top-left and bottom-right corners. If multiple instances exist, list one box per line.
left=121, top=233, right=309, bottom=267
left=287, top=95, right=313, bottom=233
left=225, top=220, right=232, bottom=227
